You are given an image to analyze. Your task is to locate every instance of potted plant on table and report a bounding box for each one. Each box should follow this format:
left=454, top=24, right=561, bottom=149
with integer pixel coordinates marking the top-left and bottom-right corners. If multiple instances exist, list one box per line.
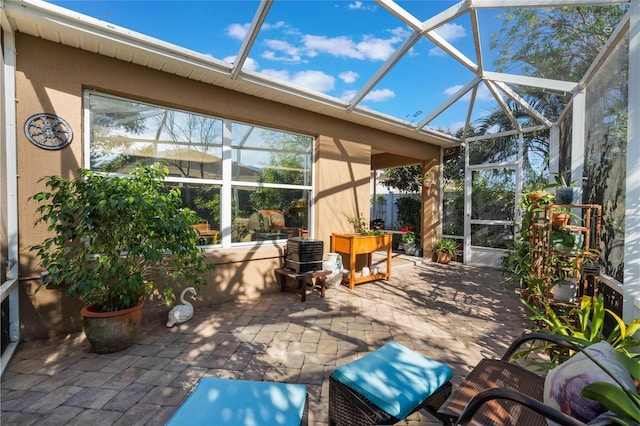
left=432, top=238, right=457, bottom=264
left=29, top=163, right=214, bottom=354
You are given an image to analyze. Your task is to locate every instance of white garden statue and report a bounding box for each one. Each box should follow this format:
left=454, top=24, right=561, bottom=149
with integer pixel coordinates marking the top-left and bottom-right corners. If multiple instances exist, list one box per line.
left=166, top=287, right=197, bottom=327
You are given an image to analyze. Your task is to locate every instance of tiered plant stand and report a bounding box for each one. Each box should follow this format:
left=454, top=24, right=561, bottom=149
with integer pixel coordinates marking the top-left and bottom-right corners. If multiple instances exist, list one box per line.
left=330, top=233, right=392, bottom=290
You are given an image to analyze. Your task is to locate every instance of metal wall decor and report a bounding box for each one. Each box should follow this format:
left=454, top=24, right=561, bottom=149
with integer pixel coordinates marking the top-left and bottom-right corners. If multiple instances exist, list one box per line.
left=24, top=113, right=73, bottom=150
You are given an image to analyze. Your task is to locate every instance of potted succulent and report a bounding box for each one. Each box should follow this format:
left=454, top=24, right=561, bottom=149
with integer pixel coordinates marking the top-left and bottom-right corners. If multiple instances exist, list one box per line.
left=432, top=238, right=457, bottom=264
left=29, top=163, right=214, bottom=353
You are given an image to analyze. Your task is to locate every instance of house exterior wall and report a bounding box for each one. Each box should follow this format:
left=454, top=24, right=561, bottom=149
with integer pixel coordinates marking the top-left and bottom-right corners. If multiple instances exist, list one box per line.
left=15, top=34, right=440, bottom=340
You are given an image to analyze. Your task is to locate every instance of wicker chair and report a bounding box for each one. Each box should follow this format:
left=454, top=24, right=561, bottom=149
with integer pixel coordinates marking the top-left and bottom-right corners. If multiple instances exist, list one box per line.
left=330, top=333, right=599, bottom=426
left=437, top=332, right=591, bottom=426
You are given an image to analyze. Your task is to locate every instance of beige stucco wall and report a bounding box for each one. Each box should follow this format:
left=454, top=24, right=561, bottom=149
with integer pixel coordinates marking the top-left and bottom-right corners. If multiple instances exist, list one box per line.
left=15, top=34, right=440, bottom=340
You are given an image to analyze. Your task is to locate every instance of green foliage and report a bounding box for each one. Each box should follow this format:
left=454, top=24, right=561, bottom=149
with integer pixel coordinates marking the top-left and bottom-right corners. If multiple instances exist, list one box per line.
left=395, top=196, right=421, bottom=233
left=521, top=294, right=640, bottom=363
left=194, top=189, right=221, bottom=225
left=345, top=213, right=383, bottom=236
left=433, top=238, right=457, bottom=256
left=382, top=165, right=422, bottom=193
left=250, top=131, right=310, bottom=211
left=400, top=226, right=417, bottom=244
left=29, top=163, right=214, bottom=312
left=492, top=6, right=627, bottom=82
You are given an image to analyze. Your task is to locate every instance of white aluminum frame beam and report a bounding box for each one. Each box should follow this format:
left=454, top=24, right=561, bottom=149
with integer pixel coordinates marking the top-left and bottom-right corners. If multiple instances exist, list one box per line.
left=483, top=71, right=577, bottom=93
left=493, top=81, right=553, bottom=127
left=0, top=26, right=20, bottom=376
left=468, top=0, right=629, bottom=8
left=424, top=30, right=479, bottom=74
left=231, top=0, right=272, bottom=80
left=470, top=9, right=484, bottom=74
left=348, top=31, right=421, bottom=112
left=416, top=76, right=481, bottom=130
left=485, top=79, right=520, bottom=131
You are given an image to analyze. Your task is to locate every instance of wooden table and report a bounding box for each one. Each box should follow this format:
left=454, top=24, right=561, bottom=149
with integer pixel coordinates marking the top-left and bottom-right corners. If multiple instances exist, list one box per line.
left=330, top=233, right=392, bottom=290
left=274, top=268, right=330, bottom=302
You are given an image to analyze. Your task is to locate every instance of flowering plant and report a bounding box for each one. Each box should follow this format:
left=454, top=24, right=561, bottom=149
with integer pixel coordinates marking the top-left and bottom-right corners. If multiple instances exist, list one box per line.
left=400, top=226, right=417, bottom=244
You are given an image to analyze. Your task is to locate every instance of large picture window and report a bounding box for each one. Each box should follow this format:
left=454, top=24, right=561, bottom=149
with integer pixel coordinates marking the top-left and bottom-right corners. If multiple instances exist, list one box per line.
left=86, top=92, right=314, bottom=246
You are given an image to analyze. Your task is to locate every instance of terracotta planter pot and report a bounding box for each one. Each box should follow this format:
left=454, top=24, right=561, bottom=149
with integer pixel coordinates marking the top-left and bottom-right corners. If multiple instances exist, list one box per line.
left=551, top=212, right=570, bottom=227
left=435, top=252, right=452, bottom=264
left=527, top=192, right=547, bottom=204
left=81, top=301, right=144, bottom=354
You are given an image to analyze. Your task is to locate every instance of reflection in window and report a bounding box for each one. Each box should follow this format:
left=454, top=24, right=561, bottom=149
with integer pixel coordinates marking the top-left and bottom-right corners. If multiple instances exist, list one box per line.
left=231, top=123, right=312, bottom=184
left=90, top=96, right=223, bottom=179
left=232, top=187, right=310, bottom=243
left=471, top=224, right=513, bottom=249
left=88, top=92, right=313, bottom=246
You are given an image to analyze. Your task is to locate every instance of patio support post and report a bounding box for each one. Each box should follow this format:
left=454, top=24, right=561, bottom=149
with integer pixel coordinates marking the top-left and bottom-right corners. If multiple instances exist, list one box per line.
left=0, top=27, right=20, bottom=375
left=625, top=0, right=640, bottom=324
left=570, top=91, right=586, bottom=187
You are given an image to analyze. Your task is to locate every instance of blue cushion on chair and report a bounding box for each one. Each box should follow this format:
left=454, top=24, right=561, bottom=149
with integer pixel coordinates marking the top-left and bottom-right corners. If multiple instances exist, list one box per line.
left=331, top=341, right=453, bottom=419
left=166, top=377, right=307, bottom=426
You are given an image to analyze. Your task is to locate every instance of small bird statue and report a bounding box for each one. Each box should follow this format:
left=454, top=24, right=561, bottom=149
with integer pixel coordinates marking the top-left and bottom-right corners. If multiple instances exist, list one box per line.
left=166, top=287, right=197, bottom=328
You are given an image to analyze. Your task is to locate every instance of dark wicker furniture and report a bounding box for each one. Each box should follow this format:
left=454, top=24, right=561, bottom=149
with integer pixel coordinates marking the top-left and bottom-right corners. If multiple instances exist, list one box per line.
left=437, top=332, right=591, bottom=426
left=329, top=375, right=451, bottom=425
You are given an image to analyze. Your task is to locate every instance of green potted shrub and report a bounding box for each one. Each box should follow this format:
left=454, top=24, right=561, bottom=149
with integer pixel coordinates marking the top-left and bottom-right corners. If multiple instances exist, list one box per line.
left=29, top=163, right=214, bottom=353
left=432, top=238, right=457, bottom=264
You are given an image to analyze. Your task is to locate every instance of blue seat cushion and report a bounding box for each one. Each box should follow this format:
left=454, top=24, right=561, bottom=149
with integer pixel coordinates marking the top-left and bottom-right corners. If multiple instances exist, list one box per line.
left=331, top=341, right=452, bottom=419
left=166, top=377, right=307, bottom=426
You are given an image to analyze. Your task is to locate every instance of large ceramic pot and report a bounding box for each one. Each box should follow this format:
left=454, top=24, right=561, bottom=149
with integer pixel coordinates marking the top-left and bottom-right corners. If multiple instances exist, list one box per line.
left=81, top=301, right=144, bottom=354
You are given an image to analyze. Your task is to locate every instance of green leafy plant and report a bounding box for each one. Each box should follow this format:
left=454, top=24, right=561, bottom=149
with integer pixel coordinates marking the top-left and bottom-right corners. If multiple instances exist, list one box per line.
left=517, top=295, right=640, bottom=425
left=29, top=163, right=215, bottom=312
left=345, top=213, right=383, bottom=236
left=433, top=238, right=457, bottom=256
left=520, top=294, right=640, bottom=363
left=581, top=351, right=640, bottom=425
left=400, top=226, right=417, bottom=244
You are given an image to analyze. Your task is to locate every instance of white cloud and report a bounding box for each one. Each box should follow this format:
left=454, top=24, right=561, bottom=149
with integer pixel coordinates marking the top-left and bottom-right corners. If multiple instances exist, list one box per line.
left=227, top=23, right=250, bottom=40
left=429, top=23, right=467, bottom=56
left=263, top=21, right=286, bottom=30
left=262, top=51, right=303, bottom=62
left=339, top=71, right=359, bottom=84
left=223, top=55, right=259, bottom=72
left=303, top=34, right=399, bottom=61
left=261, top=69, right=335, bottom=93
left=346, top=1, right=376, bottom=11
left=262, top=39, right=304, bottom=62
left=448, top=121, right=467, bottom=133
left=364, top=88, right=395, bottom=102
left=339, top=89, right=358, bottom=102
left=444, top=85, right=465, bottom=97
left=433, top=23, right=466, bottom=42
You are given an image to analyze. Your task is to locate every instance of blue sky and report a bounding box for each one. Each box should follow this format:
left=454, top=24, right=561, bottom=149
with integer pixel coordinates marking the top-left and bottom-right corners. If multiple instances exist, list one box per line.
left=49, top=0, right=506, bottom=133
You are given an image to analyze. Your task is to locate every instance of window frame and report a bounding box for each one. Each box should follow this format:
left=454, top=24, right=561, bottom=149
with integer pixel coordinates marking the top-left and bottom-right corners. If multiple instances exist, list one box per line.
left=83, top=90, right=315, bottom=248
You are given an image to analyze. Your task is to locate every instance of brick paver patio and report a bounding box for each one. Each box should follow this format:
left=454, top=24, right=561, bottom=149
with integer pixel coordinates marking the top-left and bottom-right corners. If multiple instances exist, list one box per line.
left=1, top=258, right=531, bottom=425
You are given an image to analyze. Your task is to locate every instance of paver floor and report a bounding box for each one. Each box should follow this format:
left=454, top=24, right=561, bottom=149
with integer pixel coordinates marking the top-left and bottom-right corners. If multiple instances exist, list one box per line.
left=1, top=258, right=532, bottom=425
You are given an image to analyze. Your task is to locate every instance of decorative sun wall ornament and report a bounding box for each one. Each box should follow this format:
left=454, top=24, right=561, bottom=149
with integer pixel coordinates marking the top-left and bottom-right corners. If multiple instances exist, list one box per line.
left=24, top=113, right=73, bottom=150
